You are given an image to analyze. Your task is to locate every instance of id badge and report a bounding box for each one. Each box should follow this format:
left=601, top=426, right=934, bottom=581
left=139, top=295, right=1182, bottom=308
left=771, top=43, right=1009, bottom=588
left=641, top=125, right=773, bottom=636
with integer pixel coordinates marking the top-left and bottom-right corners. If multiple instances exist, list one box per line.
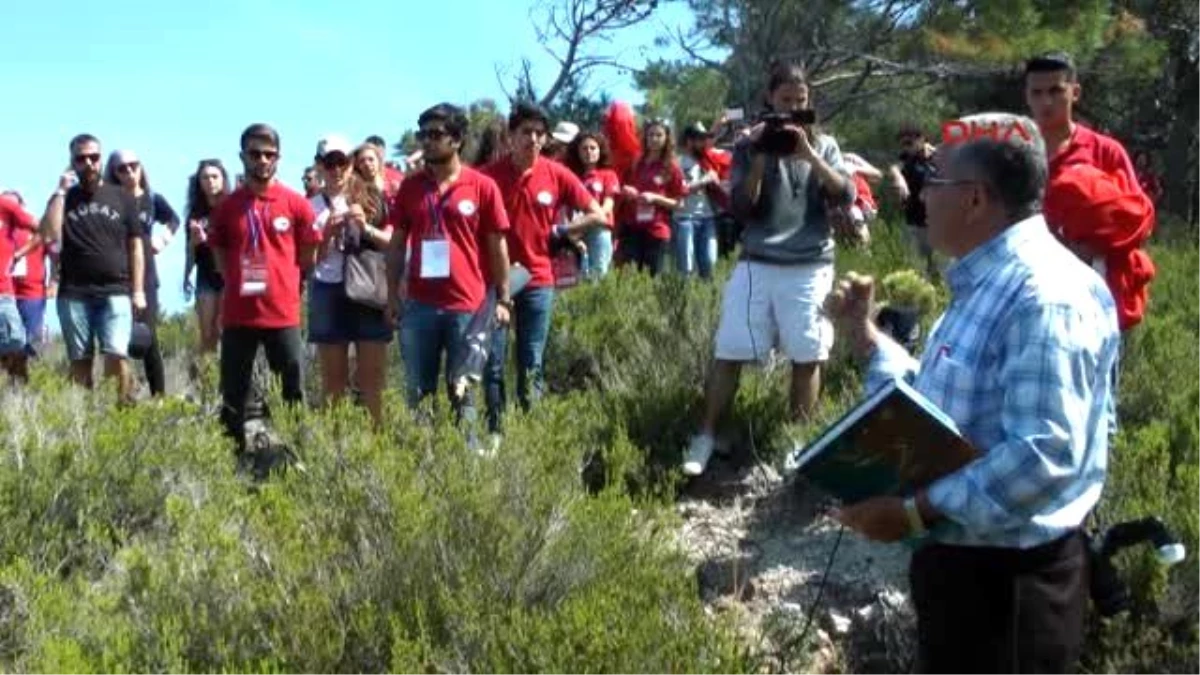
left=240, top=253, right=269, bottom=296
left=636, top=203, right=655, bottom=223
left=11, top=257, right=27, bottom=278
left=420, top=239, right=451, bottom=279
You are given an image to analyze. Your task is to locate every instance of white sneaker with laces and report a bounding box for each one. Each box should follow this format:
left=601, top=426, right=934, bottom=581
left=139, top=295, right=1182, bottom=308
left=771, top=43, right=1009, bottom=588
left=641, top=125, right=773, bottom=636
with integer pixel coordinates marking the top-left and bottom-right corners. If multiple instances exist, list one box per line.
left=682, top=434, right=716, bottom=476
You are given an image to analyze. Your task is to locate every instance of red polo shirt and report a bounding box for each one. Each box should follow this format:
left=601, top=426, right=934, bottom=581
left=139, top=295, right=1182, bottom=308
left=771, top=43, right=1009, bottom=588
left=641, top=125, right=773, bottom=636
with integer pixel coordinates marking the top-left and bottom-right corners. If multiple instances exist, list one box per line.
left=0, top=196, right=38, bottom=297
left=208, top=182, right=318, bottom=329
left=580, top=167, right=621, bottom=228
left=622, top=159, right=686, bottom=241
left=1048, top=124, right=1140, bottom=197
left=482, top=157, right=595, bottom=288
left=391, top=167, right=509, bottom=313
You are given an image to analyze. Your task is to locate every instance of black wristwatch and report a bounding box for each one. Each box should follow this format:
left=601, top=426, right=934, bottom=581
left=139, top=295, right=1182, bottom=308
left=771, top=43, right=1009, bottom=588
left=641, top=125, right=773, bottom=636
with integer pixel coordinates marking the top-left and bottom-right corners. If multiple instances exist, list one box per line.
left=497, top=298, right=514, bottom=310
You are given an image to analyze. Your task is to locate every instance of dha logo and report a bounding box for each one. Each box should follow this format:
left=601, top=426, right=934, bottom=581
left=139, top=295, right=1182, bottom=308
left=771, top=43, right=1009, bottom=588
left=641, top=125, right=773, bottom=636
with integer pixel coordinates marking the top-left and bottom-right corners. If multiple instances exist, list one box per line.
left=941, top=119, right=1034, bottom=146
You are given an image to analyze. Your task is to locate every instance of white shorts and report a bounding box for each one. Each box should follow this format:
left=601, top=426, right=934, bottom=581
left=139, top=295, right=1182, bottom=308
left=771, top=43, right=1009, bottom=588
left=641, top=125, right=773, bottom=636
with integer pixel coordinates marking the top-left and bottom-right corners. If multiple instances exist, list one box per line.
left=714, top=260, right=835, bottom=364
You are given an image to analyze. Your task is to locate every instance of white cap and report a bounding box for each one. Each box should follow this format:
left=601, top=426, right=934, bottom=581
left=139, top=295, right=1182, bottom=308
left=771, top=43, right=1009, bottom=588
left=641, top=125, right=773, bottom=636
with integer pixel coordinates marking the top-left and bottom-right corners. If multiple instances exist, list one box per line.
left=315, top=134, right=353, bottom=159
left=551, top=121, right=580, bottom=144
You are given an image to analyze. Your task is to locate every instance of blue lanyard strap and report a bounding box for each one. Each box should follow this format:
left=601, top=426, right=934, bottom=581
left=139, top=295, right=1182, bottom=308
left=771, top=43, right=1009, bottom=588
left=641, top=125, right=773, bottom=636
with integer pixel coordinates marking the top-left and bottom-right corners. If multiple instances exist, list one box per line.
left=245, top=200, right=264, bottom=252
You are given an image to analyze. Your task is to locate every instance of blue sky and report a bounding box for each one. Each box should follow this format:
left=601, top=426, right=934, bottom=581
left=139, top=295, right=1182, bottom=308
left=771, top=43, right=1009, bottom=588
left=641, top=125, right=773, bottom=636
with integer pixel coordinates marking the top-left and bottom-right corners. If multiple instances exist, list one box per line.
left=0, top=0, right=702, bottom=325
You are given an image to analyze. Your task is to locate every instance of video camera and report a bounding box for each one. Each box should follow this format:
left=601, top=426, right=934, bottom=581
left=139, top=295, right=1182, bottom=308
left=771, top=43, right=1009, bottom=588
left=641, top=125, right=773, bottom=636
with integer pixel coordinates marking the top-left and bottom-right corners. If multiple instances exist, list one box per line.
left=754, top=109, right=817, bottom=155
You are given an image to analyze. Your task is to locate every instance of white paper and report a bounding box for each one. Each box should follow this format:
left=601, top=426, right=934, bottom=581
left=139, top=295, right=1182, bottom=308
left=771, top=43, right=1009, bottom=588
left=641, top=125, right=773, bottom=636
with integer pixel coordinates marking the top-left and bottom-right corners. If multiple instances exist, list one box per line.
left=420, top=239, right=451, bottom=279
left=636, top=203, right=655, bottom=223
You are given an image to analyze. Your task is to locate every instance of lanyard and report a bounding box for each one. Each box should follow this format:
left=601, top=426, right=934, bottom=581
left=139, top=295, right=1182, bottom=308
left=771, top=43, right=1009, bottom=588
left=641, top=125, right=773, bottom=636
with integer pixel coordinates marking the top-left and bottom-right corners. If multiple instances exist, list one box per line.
left=423, top=181, right=454, bottom=238
left=245, top=200, right=266, bottom=253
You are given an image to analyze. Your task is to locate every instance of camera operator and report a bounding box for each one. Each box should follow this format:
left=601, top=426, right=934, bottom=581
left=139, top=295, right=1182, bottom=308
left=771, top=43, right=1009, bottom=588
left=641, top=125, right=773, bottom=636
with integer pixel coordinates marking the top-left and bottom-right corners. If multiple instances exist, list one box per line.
left=683, top=61, right=854, bottom=476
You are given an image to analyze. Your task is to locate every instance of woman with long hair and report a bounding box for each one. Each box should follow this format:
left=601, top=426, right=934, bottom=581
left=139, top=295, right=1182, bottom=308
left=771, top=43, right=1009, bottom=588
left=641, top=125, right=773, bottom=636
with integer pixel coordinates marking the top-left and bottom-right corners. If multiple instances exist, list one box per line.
left=565, top=131, right=621, bottom=278
left=617, top=120, right=685, bottom=276
left=353, top=142, right=400, bottom=200
left=309, top=135, right=394, bottom=427
left=104, top=149, right=180, bottom=397
left=184, top=159, right=230, bottom=355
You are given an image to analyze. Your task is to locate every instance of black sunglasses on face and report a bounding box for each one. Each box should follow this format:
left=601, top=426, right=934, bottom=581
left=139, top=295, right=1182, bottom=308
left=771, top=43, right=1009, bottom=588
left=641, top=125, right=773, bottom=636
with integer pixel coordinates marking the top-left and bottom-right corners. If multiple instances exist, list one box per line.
left=246, top=149, right=279, bottom=161
left=416, top=128, right=450, bottom=142
left=74, top=153, right=101, bottom=165
left=320, top=155, right=350, bottom=169
left=117, top=162, right=140, bottom=174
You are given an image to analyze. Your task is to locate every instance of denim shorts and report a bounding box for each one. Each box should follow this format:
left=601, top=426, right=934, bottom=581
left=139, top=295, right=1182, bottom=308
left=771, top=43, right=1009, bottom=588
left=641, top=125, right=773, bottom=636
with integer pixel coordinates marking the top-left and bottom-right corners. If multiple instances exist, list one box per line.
left=307, top=280, right=393, bottom=344
left=0, top=296, right=27, bottom=356
left=57, top=294, right=133, bottom=361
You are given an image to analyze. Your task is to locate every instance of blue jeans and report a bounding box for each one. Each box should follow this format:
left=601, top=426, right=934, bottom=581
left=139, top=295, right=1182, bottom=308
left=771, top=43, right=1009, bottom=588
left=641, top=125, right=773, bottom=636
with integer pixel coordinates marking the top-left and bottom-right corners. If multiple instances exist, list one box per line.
left=0, top=297, right=26, bottom=356
left=583, top=228, right=614, bottom=279
left=399, top=299, right=476, bottom=423
left=673, top=215, right=718, bottom=279
left=16, top=298, right=46, bottom=356
left=485, top=285, right=554, bottom=432
left=57, top=295, right=133, bottom=361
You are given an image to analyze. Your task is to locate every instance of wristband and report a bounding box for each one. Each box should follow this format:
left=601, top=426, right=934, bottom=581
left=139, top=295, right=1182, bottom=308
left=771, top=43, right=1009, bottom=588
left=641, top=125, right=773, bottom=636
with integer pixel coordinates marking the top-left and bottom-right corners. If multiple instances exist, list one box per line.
left=903, top=496, right=926, bottom=536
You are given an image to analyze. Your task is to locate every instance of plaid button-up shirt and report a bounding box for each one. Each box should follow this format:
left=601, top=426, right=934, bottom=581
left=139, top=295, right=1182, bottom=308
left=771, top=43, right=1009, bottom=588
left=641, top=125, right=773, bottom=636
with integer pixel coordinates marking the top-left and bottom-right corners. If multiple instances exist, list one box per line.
left=868, top=215, right=1121, bottom=549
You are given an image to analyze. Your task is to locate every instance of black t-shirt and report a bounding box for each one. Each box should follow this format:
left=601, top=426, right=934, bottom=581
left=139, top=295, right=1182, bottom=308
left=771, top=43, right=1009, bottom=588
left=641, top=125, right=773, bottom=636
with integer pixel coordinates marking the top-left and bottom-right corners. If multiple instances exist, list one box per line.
left=186, top=210, right=223, bottom=291
left=60, top=184, right=141, bottom=298
left=899, top=154, right=936, bottom=228
left=134, top=192, right=179, bottom=293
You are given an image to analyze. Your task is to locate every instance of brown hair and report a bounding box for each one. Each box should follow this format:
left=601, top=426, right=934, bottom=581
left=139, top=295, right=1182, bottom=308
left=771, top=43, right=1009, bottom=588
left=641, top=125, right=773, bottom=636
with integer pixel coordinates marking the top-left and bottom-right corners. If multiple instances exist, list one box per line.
left=344, top=172, right=384, bottom=226
left=638, top=120, right=675, bottom=167
left=767, top=61, right=808, bottom=94
left=565, top=131, right=612, bottom=177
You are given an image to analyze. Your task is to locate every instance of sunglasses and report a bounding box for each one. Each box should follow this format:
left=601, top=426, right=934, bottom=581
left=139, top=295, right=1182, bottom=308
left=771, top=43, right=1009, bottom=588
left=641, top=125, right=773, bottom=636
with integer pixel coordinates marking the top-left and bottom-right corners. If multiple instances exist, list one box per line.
left=117, top=162, right=141, bottom=174
left=73, top=153, right=101, bottom=165
left=320, top=155, right=350, bottom=169
left=415, top=128, right=450, bottom=142
left=245, top=149, right=279, bottom=161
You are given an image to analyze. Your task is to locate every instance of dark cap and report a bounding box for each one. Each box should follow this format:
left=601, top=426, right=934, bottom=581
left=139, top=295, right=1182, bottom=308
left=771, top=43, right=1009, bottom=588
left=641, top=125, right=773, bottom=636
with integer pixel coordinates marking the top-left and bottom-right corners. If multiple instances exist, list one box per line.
left=683, top=122, right=712, bottom=139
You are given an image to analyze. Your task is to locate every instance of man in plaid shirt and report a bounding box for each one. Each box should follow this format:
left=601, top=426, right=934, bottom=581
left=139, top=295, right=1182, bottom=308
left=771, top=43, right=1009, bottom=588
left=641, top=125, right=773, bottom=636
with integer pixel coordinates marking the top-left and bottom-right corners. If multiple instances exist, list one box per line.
left=826, top=112, right=1120, bottom=673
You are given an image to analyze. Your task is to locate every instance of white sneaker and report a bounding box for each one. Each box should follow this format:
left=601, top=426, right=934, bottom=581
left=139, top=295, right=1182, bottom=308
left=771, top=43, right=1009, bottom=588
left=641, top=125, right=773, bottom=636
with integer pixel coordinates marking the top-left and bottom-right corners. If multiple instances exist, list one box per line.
left=682, top=434, right=716, bottom=476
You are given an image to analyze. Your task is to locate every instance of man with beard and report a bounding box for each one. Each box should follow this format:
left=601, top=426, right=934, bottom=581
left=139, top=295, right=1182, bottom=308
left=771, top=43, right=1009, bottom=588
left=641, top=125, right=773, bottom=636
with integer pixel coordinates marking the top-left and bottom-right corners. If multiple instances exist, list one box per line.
left=207, top=123, right=319, bottom=440
left=38, top=134, right=146, bottom=402
left=387, top=103, right=512, bottom=439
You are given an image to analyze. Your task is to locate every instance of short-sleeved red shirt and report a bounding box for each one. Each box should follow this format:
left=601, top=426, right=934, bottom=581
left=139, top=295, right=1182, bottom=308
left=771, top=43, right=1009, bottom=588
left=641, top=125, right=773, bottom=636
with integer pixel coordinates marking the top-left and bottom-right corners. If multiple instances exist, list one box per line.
left=579, top=167, right=621, bottom=228
left=621, top=159, right=686, bottom=240
left=390, top=167, right=510, bottom=313
left=482, top=157, right=595, bottom=288
left=1048, top=124, right=1141, bottom=197
left=0, top=197, right=39, bottom=297
left=208, top=182, right=318, bottom=329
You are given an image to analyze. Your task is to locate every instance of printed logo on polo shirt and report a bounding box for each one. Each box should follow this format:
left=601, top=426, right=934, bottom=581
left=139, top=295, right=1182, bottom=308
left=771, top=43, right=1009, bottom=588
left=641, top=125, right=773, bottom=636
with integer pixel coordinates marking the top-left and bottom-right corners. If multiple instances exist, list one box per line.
left=458, top=199, right=477, bottom=216
left=653, top=175, right=664, bottom=186
left=591, top=181, right=603, bottom=193
left=536, top=190, right=554, bottom=206
left=272, top=216, right=291, bottom=232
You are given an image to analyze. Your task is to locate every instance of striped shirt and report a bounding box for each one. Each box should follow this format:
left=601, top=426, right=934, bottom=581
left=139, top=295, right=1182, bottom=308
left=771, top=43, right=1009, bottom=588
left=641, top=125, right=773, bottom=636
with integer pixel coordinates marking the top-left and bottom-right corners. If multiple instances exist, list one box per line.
left=867, top=215, right=1121, bottom=549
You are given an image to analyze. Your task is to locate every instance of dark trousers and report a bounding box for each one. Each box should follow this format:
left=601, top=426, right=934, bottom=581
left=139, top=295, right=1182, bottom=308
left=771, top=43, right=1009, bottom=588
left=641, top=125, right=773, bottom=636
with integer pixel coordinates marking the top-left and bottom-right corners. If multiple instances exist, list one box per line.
left=619, top=230, right=667, bottom=276
left=485, top=286, right=554, bottom=433
left=909, top=531, right=1088, bottom=674
left=140, top=297, right=165, bottom=396
left=219, top=326, right=305, bottom=439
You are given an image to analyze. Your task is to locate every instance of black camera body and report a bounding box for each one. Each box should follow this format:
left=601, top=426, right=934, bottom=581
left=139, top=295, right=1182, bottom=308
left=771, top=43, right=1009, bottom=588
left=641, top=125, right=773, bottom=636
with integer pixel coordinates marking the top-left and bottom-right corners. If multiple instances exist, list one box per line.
left=754, top=109, right=817, bottom=155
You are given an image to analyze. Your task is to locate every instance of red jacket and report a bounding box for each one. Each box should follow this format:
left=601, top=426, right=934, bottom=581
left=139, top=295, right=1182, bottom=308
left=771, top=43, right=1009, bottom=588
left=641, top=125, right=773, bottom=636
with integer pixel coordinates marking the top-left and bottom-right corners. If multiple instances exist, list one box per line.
left=696, top=147, right=733, bottom=211
left=1043, top=163, right=1156, bottom=331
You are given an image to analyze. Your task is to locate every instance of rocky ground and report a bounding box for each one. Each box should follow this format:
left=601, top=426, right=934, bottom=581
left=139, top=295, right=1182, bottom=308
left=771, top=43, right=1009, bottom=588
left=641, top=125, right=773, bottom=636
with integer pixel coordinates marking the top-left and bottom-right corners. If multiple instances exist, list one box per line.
left=676, top=453, right=918, bottom=673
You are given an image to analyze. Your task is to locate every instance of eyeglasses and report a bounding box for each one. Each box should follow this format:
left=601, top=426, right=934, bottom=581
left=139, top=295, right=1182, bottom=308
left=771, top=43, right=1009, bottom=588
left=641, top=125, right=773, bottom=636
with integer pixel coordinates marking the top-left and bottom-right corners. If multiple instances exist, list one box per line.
left=73, top=153, right=101, bottom=165
left=117, top=162, right=141, bottom=174
left=415, top=128, right=450, bottom=142
left=245, top=149, right=279, bottom=161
